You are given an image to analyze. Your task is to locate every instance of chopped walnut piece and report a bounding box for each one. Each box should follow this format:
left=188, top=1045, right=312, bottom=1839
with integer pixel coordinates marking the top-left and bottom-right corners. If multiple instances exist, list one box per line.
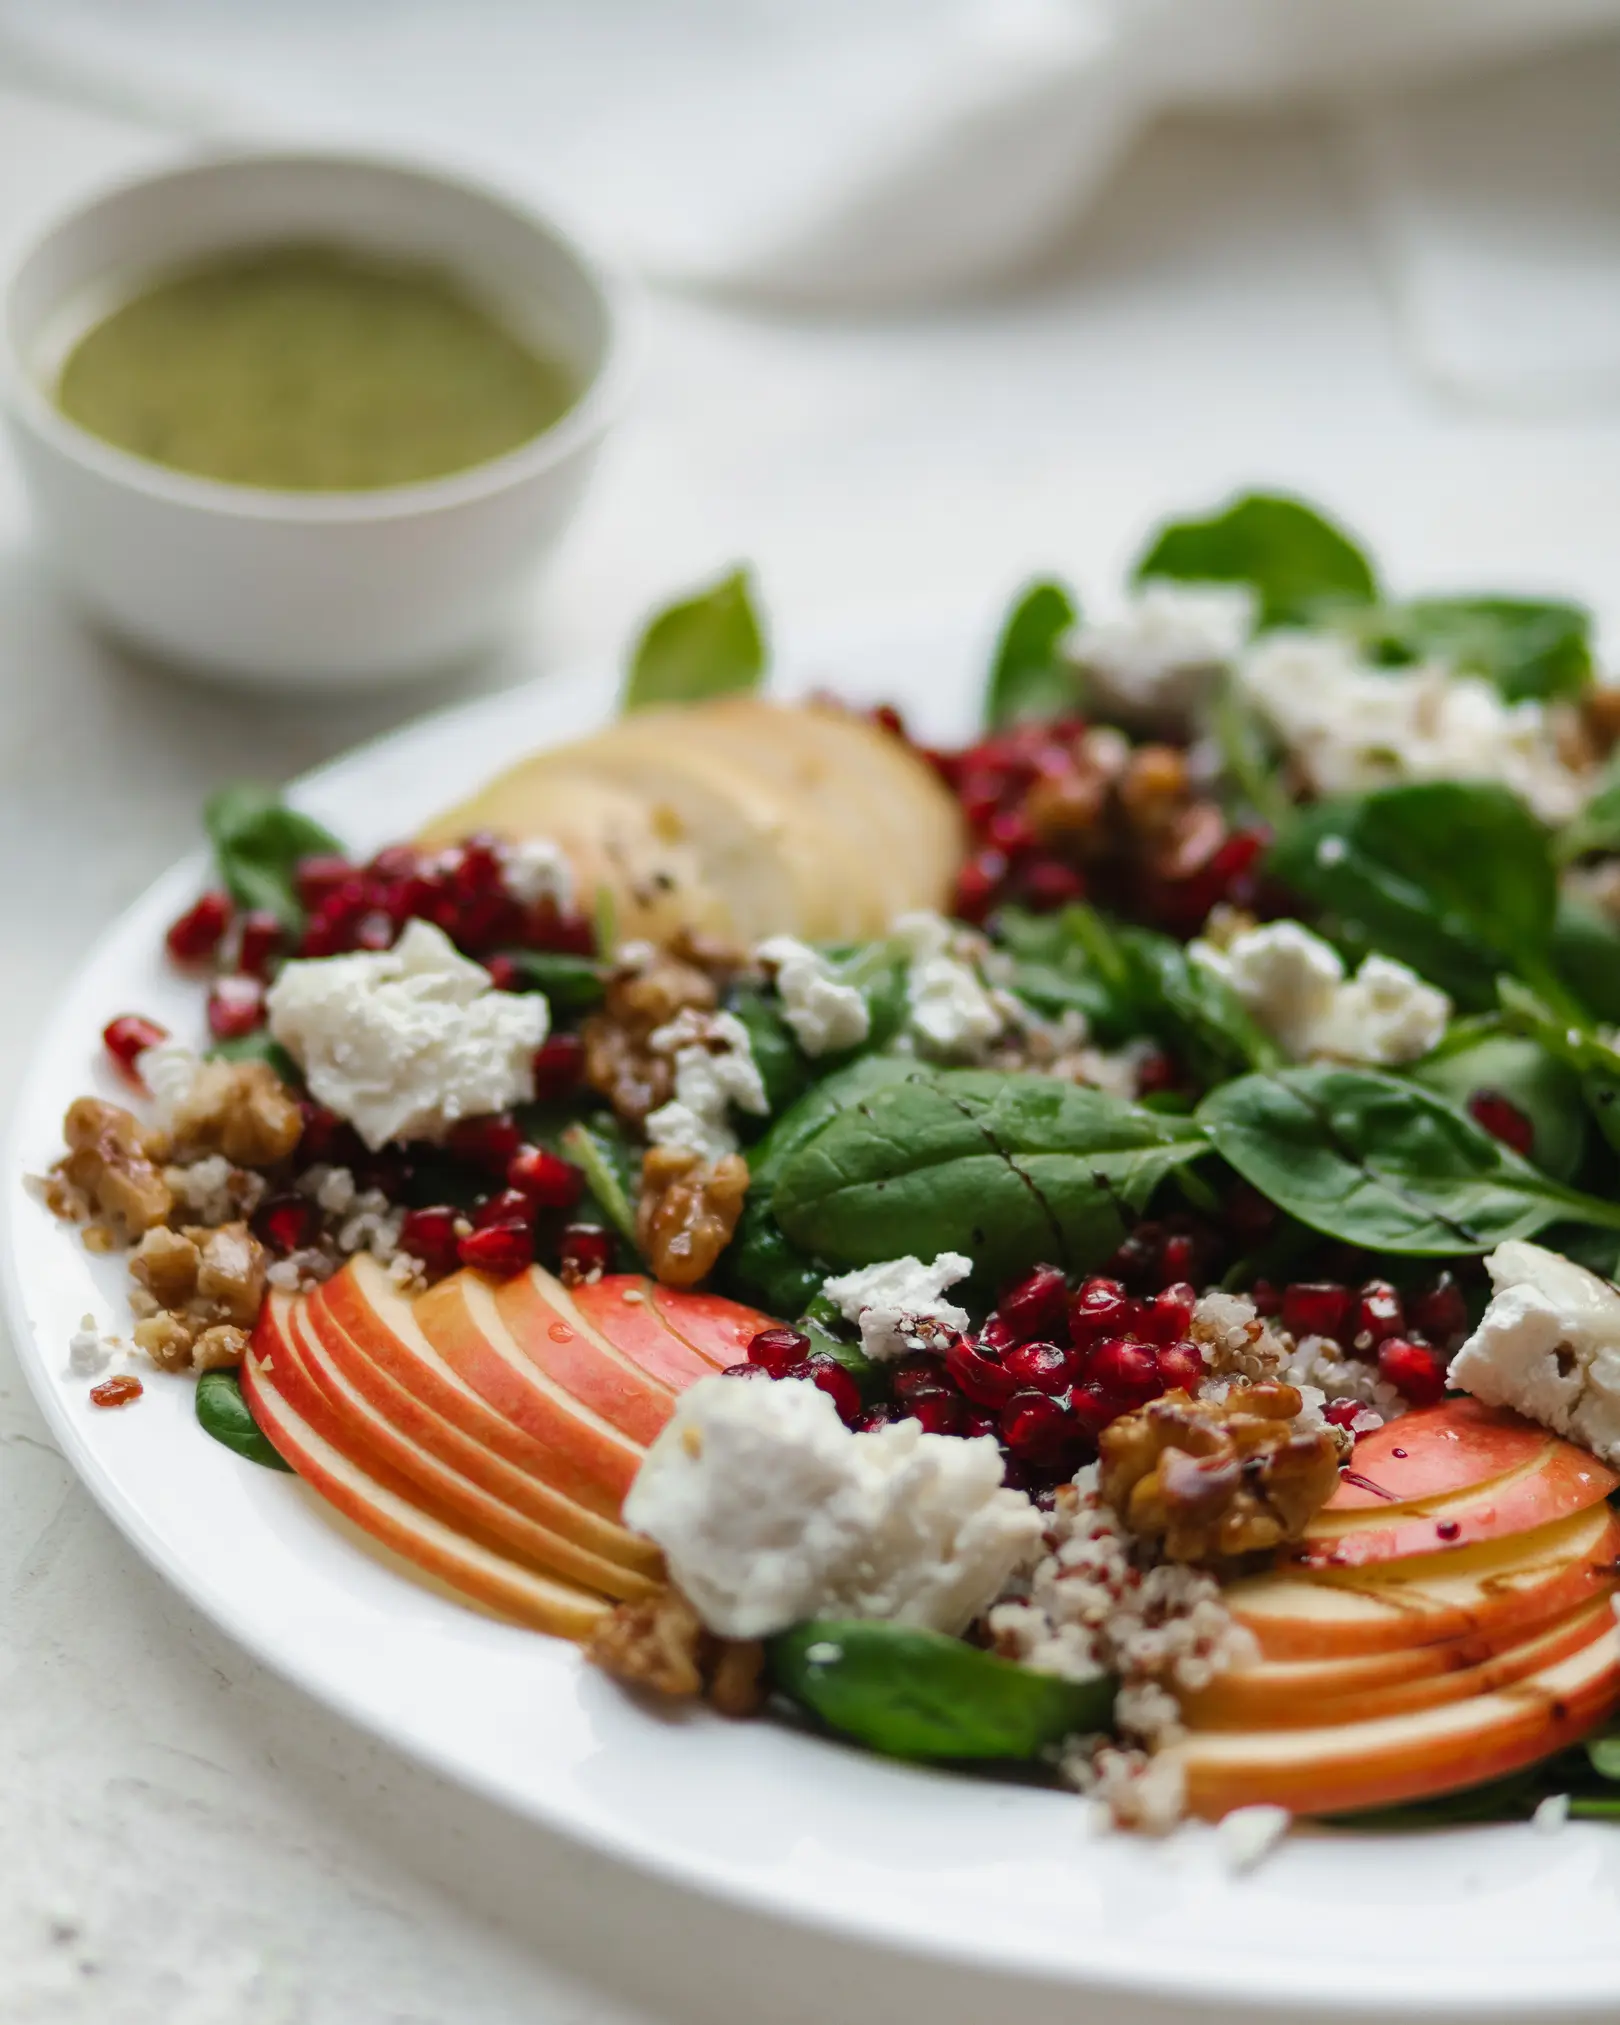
left=636, top=1146, right=749, bottom=1290
left=167, top=1058, right=302, bottom=1168
left=588, top=1586, right=766, bottom=1716
left=191, top=1324, right=249, bottom=1373
left=134, top=1310, right=197, bottom=1372
left=129, top=1225, right=201, bottom=1307
left=1118, top=744, right=1190, bottom=841
left=581, top=948, right=726, bottom=1127
left=191, top=1222, right=268, bottom=1327
left=57, top=1098, right=172, bottom=1238
left=1099, top=1384, right=1342, bottom=1563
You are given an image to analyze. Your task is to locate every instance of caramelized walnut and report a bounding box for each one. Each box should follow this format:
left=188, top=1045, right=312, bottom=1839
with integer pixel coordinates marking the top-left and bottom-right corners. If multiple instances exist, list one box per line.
left=588, top=1586, right=766, bottom=1716
left=636, top=1146, right=749, bottom=1289
left=134, top=1310, right=197, bottom=1373
left=167, top=1058, right=302, bottom=1168
left=129, top=1225, right=201, bottom=1307
left=57, top=1098, right=172, bottom=1238
left=1117, top=745, right=1190, bottom=841
left=1099, top=1384, right=1342, bottom=1563
left=191, top=1323, right=250, bottom=1373
left=582, top=956, right=718, bottom=1126
left=191, top=1222, right=268, bottom=1327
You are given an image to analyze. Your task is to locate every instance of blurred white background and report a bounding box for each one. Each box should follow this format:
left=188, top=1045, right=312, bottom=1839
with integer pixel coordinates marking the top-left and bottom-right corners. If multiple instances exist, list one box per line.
left=4, top=6, right=1620, bottom=2019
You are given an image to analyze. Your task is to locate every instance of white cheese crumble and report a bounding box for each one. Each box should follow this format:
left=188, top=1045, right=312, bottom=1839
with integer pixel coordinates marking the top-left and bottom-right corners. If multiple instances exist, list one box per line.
left=1447, top=1241, right=1620, bottom=1466
left=66, top=1313, right=119, bottom=1378
left=755, top=936, right=870, bottom=1057
left=1533, top=1792, right=1571, bottom=1835
left=1239, top=632, right=1589, bottom=826
left=265, top=918, right=548, bottom=1150
left=644, top=1008, right=768, bottom=1164
left=496, top=836, right=576, bottom=913
left=894, top=911, right=1005, bottom=1061
left=821, top=1252, right=974, bottom=1362
left=1190, top=919, right=1449, bottom=1066
left=137, top=1039, right=205, bottom=1129
left=1215, top=1803, right=1292, bottom=1873
left=624, top=1374, right=1042, bottom=1640
left=1068, top=580, right=1256, bottom=730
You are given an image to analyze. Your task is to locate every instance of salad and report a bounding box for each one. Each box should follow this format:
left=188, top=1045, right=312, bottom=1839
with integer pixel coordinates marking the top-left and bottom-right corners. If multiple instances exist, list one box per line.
left=34, top=492, right=1620, bottom=1850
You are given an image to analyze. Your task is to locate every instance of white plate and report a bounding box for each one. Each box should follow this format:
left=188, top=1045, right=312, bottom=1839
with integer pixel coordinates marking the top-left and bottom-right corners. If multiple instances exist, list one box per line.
left=6, top=616, right=1620, bottom=2022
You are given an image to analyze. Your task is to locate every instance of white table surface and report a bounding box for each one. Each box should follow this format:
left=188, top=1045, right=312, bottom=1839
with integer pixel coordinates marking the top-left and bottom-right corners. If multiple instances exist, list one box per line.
left=5, top=77, right=1620, bottom=2025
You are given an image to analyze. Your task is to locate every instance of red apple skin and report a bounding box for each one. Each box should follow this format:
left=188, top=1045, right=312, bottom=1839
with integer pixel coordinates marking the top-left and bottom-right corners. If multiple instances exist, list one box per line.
left=413, top=1272, right=646, bottom=1504
left=262, top=1293, right=661, bottom=1602
left=647, top=1282, right=772, bottom=1369
left=241, top=1342, right=610, bottom=1639
left=1295, top=1437, right=1617, bottom=1569
left=1232, top=1503, right=1620, bottom=1660
left=1331, top=1399, right=1614, bottom=1510
left=313, top=1258, right=623, bottom=1519
left=1170, top=1620, right=1620, bottom=1821
left=493, top=1269, right=679, bottom=1442
left=570, top=1276, right=734, bottom=1390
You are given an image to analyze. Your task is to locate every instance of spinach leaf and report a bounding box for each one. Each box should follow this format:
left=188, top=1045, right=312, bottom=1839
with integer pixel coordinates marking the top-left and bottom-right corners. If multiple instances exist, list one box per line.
left=1328, top=1769, right=1555, bottom=1829
left=1498, top=979, right=1620, bottom=1159
left=982, top=579, right=1079, bottom=729
left=1197, top=1065, right=1620, bottom=1256
left=1556, top=760, right=1620, bottom=865
left=203, top=785, right=344, bottom=935
left=1114, top=924, right=1286, bottom=1084
left=207, top=1030, right=301, bottom=1084
left=502, top=950, right=607, bottom=1012
left=622, top=566, right=765, bottom=711
left=196, top=1369, right=291, bottom=1472
left=1133, top=492, right=1376, bottom=628
left=1550, top=897, right=1620, bottom=1025
left=770, top=1620, right=1114, bottom=1762
left=1338, top=596, right=1593, bottom=705
left=1265, top=781, right=1563, bottom=1011
left=727, top=985, right=811, bottom=1119
left=1411, top=1031, right=1588, bottom=1182
left=558, top=1118, right=640, bottom=1248
left=772, top=1071, right=1208, bottom=1282
left=992, top=907, right=1137, bottom=1043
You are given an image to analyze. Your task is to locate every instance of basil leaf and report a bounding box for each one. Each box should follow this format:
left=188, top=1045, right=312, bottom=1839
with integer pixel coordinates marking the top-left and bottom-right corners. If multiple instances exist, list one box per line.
left=622, top=566, right=765, bottom=711
left=195, top=1369, right=291, bottom=1472
left=982, top=579, right=1079, bottom=729
left=1197, top=1065, right=1620, bottom=1256
left=502, top=950, right=607, bottom=1012
left=1556, top=760, right=1620, bottom=866
left=770, top=1620, right=1114, bottom=1762
left=1341, top=596, right=1593, bottom=705
left=203, top=785, right=344, bottom=936
left=772, top=1071, right=1208, bottom=1282
left=1133, top=492, right=1376, bottom=628
left=1265, top=782, right=1560, bottom=1010
left=1410, top=1031, right=1588, bottom=1183
left=558, top=1119, right=639, bottom=1248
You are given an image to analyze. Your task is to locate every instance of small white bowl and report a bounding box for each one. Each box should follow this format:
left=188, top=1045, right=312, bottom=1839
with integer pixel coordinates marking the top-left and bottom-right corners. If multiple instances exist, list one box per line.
left=1, top=151, right=627, bottom=689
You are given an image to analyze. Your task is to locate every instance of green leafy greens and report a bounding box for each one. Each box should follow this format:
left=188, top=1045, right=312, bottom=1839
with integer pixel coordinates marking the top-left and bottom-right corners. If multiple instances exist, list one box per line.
left=1336, top=595, right=1594, bottom=705
left=981, top=579, right=1079, bottom=729
left=622, top=566, right=765, bottom=711
left=203, top=785, right=344, bottom=936
left=195, top=1369, right=291, bottom=1472
left=1132, top=491, right=1377, bottom=628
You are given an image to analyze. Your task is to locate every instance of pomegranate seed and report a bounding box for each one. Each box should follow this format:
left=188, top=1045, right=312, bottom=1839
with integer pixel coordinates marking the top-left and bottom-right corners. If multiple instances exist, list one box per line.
left=474, top=1188, right=535, bottom=1231
left=1281, top=1281, right=1353, bottom=1343
left=297, top=1102, right=360, bottom=1169
left=359, top=1146, right=414, bottom=1199
left=507, top=1145, right=586, bottom=1210
left=1000, top=1390, right=1075, bottom=1463
left=1250, top=1279, right=1282, bottom=1318
left=165, top=889, right=232, bottom=962
left=531, top=1032, right=585, bottom=1101
left=253, top=1195, right=320, bottom=1254
left=558, top=1225, right=614, bottom=1286
left=485, top=954, right=521, bottom=991
left=1086, top=1337, right=1164, bottom=1408
left=1378, top=1337, right=1448, bottom=1407
left=368, top=843, right=422, bottom=883
left=722, top=1361, right=771, bottom=1381
left=207, top=975, right=266, bottom=1040
left=985, top=809, right=1037, bottom=858
left=871, top=703, right=907, bottom=741
left=960, top=777, right=1004, bottom=831
left=1469, top=1090, right=1535, bottom=1158
left=1413, top=1273, right=1470, bottom=1346
left=981, top=1312, right=1016, bottom=1351
left=1156, top=1237, right=1200, bottom=1289
left=892, top=1356, right=951, bottom=1403
left=962, top=1409, right=1001, bottom=1440
left=1323, top=1400, right=1368, bottom=1431
left=1154, top=1339, right=1206, bottom=1392
left=946, top=1336, right=1018, bottom=1408
left=103, top=1014, right=168, bottom=1083
left=1066, top=1383, right=1118, bottom=1443
left=1134, top=1049, right=1179, bottom=1098
left=236, top=910, right=284, bottom=978
left=1106, top=1223, right=1164, bottom=1291
left=295, top=855, right=354, bottom=908
left=855, top=1402, right=904, bottom=1431
left=1003, top=1341, right=1075, bottom=1396
left=1139, top=1283, right=1197, bottom=1346
left=953, top=849, right=1008, bottom=925
left=458, top=1221, right=533, bottom=1276
left=448, top=1113, right=523, bottom=1175
left=1353, top=1280, right=1405, bottom=1351
left=90, top=1374, right=143, bottom=1408
left=1017, top=859, right=1087, bottom=912
left=996, top=1264, right=1069, bottom=1345
left=788, top=1355, right=862, bottom=1426
left=398, top=1206, right=463, bottom=1278
left=909, top=1390, right=966, bottom=1435
left=1069, top=1276, right=1133, bottom=1346
left=748, top=1326, right=811, bottom=1378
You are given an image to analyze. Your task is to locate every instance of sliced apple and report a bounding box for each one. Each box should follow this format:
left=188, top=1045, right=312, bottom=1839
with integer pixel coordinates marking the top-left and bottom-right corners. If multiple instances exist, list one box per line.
left=569, top=1275, right=728, bottom=1389
left=1230, top=1501, right=1620, bottom=1660
left=242, top=1341, right=611, bottom=1639
left=413, top=1271, right=647, bottom=1503
left=1167, top=1618, right=1620, bottom=1821
left=492, top=1266, right=696, bottom=1444
left=1331, top=1399, right=1564, bottom=1510
left=646, top=1282, right=773, bottom=1370
left=313, top=1257, right=625, bottom=1519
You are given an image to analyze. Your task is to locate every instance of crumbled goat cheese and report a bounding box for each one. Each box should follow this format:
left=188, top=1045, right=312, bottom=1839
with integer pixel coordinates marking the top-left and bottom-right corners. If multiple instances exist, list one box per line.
left=821, top=1253, right=974, bottom=1362
left=1067, top=580, right=1255, bottom=731
left=496, top=836, right=576, bottom=912
left=1533, top=1792, right=1571, bottom=1835
left=626, top=1375, right=1042, bottom=1640
left=756, top=936, right=870, bottom=1057
left=67, top=1314, right=118, bottom=1378
left=1215, top=1804, right=1292, bottom=1872
left=1191, top=919, right=1449, bottom=1066
left=894, top=911, right=1005, bottom=1061
left=1448, top=1241, right=1620, bottom=1466
left=137, top=1039, right=205, bottom=1128
left=1240, top=632, right=1590, bottom=826
left=644, top=1008, right=769, bottom=1164
left=266, top=918, right=547, bottom=1150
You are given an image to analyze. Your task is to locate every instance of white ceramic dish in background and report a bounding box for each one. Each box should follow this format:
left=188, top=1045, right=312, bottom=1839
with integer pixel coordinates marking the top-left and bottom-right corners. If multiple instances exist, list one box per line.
left=0, top=152, right=627, bottom=690
left=5, top=612, right=1620, bottom=2024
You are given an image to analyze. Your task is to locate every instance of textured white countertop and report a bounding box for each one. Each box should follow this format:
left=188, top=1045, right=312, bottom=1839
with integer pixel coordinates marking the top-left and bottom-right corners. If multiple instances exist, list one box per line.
left=4, top=79, right=1620, bottom=2025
